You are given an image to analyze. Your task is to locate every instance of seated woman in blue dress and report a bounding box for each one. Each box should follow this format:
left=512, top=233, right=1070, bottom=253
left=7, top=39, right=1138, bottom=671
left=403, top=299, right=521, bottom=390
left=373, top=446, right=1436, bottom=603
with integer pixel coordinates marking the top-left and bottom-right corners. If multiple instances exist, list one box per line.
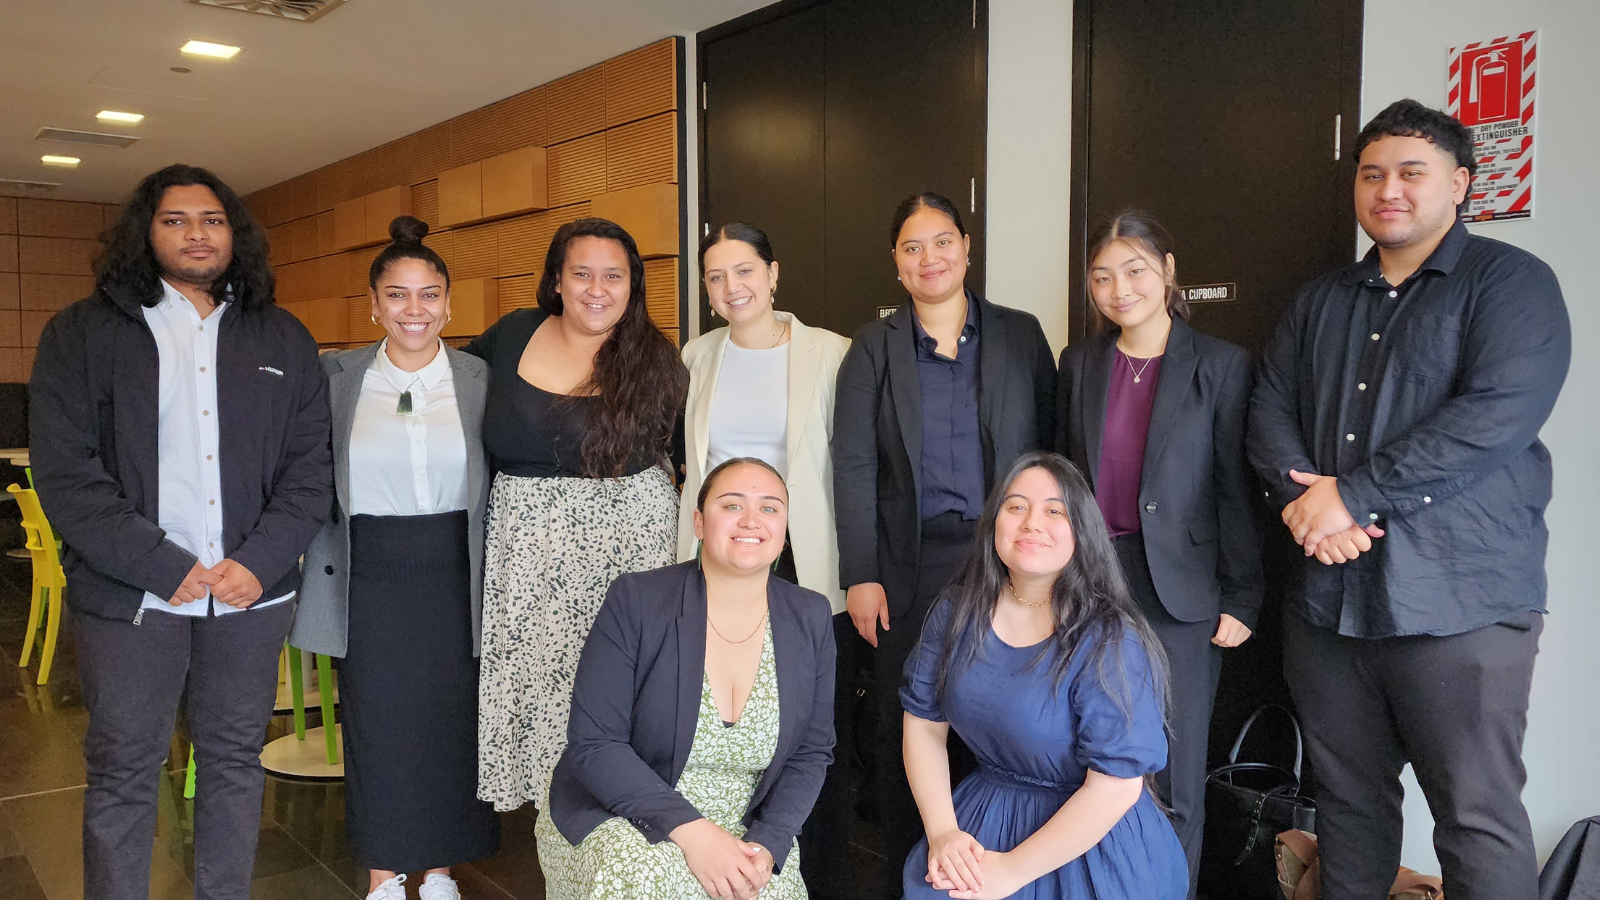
left=541, top=457, right=837, bottom=900
left=901, top=450, right=1187, bottom=900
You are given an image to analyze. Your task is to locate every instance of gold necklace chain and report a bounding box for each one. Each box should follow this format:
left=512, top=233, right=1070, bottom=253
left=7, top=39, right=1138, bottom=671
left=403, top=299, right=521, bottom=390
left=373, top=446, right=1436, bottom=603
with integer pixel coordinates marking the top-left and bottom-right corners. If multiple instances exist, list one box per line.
left=708, top=608, right=768, bottom=643
left=1006, top=580, right=1050, bottom=608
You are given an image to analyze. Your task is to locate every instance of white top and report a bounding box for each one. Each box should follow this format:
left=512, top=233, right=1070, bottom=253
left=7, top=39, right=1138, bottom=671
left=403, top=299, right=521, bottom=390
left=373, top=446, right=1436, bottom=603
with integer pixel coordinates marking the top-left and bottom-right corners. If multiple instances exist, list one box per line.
left=707, top=340, right=790, bottom=477
left=139, top=280, right=291, bottom=616
left=348, top=340, right=469, bottom=517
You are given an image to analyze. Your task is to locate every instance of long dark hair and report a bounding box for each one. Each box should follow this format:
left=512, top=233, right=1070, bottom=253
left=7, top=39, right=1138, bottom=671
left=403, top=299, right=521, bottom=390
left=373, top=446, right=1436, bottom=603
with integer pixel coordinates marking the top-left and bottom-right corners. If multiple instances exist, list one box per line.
left=537, top=217, right=687, bottom=477
left=95, top=164, right=274, bottom=309
left=932, top=452, right=1169, bottom=721
left=369, top=215, right=449, bottom=288
left=1085, top=209, right=1188, bottom=322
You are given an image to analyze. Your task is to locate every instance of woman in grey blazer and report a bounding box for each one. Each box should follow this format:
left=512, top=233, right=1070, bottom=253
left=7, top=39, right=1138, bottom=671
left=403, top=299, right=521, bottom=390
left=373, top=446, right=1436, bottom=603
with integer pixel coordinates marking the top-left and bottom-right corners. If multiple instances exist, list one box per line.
left=292, top=217, right=499, bottom=900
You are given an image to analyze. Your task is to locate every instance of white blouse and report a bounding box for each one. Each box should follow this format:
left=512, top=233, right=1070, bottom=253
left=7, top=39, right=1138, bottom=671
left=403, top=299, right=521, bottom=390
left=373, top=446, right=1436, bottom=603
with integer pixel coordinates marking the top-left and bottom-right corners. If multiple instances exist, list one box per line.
left=348, top=340, right=469, bottom=517
left=707, top=341, right=790, bottom=477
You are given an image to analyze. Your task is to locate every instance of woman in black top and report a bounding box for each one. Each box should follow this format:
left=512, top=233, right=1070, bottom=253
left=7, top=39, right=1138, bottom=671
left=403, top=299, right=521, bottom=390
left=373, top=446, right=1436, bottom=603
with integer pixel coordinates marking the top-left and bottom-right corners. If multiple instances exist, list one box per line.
left=832, top=191, right=1056, bottom=897
left=466, top=217, right=688, bottom=814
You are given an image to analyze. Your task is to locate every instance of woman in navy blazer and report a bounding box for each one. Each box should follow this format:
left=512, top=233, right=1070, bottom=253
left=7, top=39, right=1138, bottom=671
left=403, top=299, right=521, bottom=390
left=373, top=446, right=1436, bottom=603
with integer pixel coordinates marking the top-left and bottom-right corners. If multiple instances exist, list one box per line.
left=1055, top=210, right=1264, bottom=899
left=542, top=457, right=836, bottom=900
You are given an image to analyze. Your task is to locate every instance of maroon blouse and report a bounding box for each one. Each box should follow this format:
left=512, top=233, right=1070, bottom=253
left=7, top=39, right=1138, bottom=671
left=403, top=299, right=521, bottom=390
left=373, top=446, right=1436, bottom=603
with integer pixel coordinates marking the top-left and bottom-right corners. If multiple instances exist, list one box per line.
left=1096, top=349, right=1163, bottom=537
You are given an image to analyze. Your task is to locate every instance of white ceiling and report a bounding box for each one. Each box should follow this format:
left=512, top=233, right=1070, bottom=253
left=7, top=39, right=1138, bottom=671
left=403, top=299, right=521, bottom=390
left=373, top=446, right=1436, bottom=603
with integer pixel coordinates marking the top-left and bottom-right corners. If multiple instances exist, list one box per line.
left=0, top=0, right=770, bottom=203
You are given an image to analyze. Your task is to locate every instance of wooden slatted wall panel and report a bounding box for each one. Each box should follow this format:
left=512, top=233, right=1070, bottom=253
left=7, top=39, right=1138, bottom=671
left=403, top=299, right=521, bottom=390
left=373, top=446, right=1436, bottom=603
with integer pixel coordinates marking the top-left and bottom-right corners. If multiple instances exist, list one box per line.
left=496, top=87, right=547, bottom=152
left=605, top=39, right=677, bottom=128
left=404, top=125, right=452, bottom=185
left=425, top=230, right=456, bottom=276
left=643, top=257, right=678, bottom=333
left=547, top=134, right=607, bottom=207
left=546, top=65, right=607, bottom=145
left=605, top=113, right=677, bottom=192
left=412, top=180, right=440, bottom=230
left=497, top=274, right=540, bottom=314
left=547, top=201, right=593, bottom=235
left=497, top=212, right=549, bottom=277
left=449, top=105, right=498, bottom=167
left=316, top=211, right=336, bottom=257
left=451, top=222, right=499, bottom=279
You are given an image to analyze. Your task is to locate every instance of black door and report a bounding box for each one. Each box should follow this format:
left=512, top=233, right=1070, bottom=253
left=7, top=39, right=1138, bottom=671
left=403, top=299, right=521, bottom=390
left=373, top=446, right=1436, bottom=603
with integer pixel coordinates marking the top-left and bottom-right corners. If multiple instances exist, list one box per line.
left=700, top=0, right=987, bottom=336
left=1067, top=0, right=1364, bottom=775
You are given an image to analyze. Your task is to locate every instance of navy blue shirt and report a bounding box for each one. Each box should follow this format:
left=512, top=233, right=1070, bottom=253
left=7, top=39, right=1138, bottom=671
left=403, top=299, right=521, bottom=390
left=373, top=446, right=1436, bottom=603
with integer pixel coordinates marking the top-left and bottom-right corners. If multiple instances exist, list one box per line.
left=914, top=295, right=985, bottom=521
left=1248, top=222, right=1570, bottom=638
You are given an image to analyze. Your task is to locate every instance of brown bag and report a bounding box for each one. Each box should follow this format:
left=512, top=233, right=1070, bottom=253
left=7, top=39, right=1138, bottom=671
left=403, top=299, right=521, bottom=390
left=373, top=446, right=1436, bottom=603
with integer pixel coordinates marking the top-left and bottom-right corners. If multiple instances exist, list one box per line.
left=1274, top=829, right=1446, bottom=900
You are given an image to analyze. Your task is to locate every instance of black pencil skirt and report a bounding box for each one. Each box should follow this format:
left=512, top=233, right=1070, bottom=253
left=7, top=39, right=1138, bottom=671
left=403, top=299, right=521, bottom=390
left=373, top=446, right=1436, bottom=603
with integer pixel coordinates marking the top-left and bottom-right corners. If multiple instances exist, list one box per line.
left=342, top=510, right=500, bottom=872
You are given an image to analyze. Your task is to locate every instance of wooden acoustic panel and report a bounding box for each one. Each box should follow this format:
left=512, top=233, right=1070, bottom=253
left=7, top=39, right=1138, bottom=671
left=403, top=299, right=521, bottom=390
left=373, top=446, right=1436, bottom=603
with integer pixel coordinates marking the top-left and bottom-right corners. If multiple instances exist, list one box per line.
left=546, top=65, right=607, bottom=145
left=497, top=212, right=551, bottom=278
left=497, top=274, right=540, bottom=314
left=412, top=180, right=440, bottom=230
left=642, top=257, right=678, bottom=333
left=319, top=158, right=358, bottom=210
left=438, top=162, right=483, bottom=227
left=18, top=237, right=96, bottom=276
left=547, top=134, right=607, bottom=208
left=605, top=39, right=677, bottom=128
left=348, top=296, right=383, bottom=343
left=481, top=147, right=549, bottom=219
left=496, top=86, right=547, bottom=152
left=0, top=236, right=14, bottom=273
left=307, top=297, right=349, bottom=344
left=316, top=211, right=336, bottom=257
left=402, top=124, right=452, bottom=186
left=0, top=197, right=17, bottom=234
left=20, top=274, right=94, bottom=311
left=364, top=186, right=414, bottom=243
left=425, top=230, right=456, bottom=277
left=449, top=105, right=498, bottom=168
left=0, top=307, right=18, bottom=347
left=333, top=198, right=366, bottom=250
left=289, top=175, right=319, bottom=222
left=20, top=310, right=50, bottom=349
left=0, top=273, right=18, bottom=310
left=547, top=201, right=593, bottom=236
left=442, top=278, right=499, bottom=337
left=590, top=183, right=678, bottom=258
left=451, top=222, right=499, bottom=280
left=18, top=199, right=104, bottom=239
left=605, top=113, right=677, bottom=193
left=289, top=217, right=320, bottom=263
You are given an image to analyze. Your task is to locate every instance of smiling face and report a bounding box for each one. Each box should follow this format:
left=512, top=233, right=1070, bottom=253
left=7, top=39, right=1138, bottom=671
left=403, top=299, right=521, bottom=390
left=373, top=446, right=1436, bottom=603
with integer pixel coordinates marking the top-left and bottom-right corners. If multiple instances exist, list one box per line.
left=1088, top=238, right=1174, bottom=334
left=557, top=235, right=632, bottom=336
left=148, top=184, right=234, bottom=290
left=1355, top=134, right=1470, bottom=252
left=994, top=466, right=1077, bottom=582
left=370, top=257, right=450, bottom=356
left=893, top=206, right=971, bottom=305
left=693, top=462, right=790, bottom=576
left=703, top=238, right=779, bottom=325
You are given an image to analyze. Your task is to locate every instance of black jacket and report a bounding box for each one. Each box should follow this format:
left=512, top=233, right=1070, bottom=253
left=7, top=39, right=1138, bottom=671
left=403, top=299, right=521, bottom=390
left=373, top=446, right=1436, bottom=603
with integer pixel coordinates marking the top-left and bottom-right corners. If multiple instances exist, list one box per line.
left=28, top=281, right=333, bottom=622
left=1056, top=317, right=1264, bottom=627
left=833, top=293, right=1055, bottom=615
left=549, top=562, right=836, bottom=873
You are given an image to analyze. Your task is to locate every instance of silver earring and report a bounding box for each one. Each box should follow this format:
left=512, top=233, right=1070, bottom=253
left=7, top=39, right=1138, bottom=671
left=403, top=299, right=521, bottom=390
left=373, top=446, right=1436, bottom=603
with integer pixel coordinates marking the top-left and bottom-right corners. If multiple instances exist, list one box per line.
left=896, top=276, right=902, bottom=282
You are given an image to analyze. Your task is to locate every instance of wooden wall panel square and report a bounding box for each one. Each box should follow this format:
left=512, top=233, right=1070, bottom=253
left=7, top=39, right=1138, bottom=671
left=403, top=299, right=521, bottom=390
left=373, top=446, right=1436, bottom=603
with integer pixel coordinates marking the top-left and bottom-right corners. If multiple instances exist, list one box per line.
left=351, top=246, right=382, bottom=296
left=643, top=257, right=678, bottom=332
left=438, top=162, right=483, bottom=227
left=441, top=278, right=499, bottom=337
left=408, top=124, right=452, bottom=183
left=425, top=230, right=456, bottom=276
left=290, top=217, right=320, bottom=263
left=364, top=186, right=414, bottom=243
left=319, top=159, right=358, bottom=209
left=308, top=296, right=350, bottom=343
left=497, top=274, right=540, bottom=314
left=496, top=212, right=550, bottom=278
left=547, top=134, right=606, bottom=208
left=18, top=199, right=104, bottom=239
left=605, top=113, right=677, bottom=192
left=546, top=65, right=606, bottom=145
left=547, top=201, right=592, bottom=236
left=20, top=310, right=52, bottom=348
left=0, top=236, right=17, bottom=273
left=449, top=105, right=498, bottom=168
left=0, top=308, right=18, bottom=347
left=0, top=273, right=18, bottom=310
left=496, top=86, right=548, bottom=152
left=316, top=210, right=336, bottom=256
left=289, top=175, right=320, bottom=220
left=20, top=274, right=94, bottom=311
left=19, top=237, right=97, bottom=276
left=451, top=223, right=499, bottom=280
left=412, top=180, right=440, bottom=230
left=0, top=197, right=16, bottom=234
left=481, top=147, right=549, bottom=218
left=590, top=183, right=678, bottom=258
left=348, top=296, right=384, bottom=343
left=605, top=39, right=677, bottom=128
left=0, top=347, right=22, bottom=383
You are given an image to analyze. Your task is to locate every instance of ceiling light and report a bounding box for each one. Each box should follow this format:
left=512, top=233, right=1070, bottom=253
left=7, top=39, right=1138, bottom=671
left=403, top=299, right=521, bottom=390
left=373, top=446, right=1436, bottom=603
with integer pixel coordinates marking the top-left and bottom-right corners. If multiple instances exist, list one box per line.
left=180, top=40, right=241, bottom=59
left=96, top=110, right=145, bottom=125
left=41, top=156, right=81, bottom=168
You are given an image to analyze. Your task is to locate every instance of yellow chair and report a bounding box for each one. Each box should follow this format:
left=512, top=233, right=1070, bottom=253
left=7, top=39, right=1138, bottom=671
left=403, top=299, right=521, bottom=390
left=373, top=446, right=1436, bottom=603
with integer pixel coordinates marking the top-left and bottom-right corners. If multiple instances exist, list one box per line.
left=9, top=484, right=65, bottom=686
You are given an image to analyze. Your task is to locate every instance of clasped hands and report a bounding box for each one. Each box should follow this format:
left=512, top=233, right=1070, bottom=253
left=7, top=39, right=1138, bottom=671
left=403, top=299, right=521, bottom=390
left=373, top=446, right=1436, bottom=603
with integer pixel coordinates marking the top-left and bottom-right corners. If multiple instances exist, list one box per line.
left=169, top=558, right=263, bottom=608
left=1281, top=470, right=1384, bottom=566
left=923, top=828, right=1026, bottom=900
left=671, top=817, right=775, bottom=900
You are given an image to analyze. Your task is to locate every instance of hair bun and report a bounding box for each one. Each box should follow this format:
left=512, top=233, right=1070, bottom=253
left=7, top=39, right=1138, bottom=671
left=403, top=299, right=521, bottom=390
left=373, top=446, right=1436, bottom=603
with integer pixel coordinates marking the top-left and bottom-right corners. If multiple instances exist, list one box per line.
left=389, top=215, right=429, bottom=246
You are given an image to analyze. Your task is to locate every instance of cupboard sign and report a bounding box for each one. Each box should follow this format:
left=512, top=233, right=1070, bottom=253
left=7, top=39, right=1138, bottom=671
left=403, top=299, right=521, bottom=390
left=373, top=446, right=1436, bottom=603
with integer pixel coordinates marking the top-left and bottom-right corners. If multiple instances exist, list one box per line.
left=1178, top=283, right=1236, bottom=304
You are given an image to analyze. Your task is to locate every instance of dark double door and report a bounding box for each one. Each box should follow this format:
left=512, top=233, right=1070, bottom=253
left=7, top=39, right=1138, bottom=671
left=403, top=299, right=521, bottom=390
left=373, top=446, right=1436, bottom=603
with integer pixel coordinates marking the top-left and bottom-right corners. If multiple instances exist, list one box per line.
left=699, top=0, right=987, bottom=336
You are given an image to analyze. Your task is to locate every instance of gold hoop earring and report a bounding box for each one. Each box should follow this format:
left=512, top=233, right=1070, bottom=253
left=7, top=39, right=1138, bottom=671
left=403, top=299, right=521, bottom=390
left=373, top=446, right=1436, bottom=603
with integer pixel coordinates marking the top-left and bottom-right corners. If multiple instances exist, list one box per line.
left=370, top=315, right=379, bottom=325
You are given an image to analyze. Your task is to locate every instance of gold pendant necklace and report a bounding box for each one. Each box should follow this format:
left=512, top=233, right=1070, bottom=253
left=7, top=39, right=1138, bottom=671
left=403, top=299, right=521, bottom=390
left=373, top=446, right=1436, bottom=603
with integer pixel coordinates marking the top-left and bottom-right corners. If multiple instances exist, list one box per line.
left=1006, top=580, right=1050, bottom=608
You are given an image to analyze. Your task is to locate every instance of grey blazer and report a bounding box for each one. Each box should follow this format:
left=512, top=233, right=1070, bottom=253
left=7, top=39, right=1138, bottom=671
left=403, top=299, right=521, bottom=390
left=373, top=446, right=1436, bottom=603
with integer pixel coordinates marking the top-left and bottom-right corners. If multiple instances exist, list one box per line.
left=290, top=342, right=492, bottom=657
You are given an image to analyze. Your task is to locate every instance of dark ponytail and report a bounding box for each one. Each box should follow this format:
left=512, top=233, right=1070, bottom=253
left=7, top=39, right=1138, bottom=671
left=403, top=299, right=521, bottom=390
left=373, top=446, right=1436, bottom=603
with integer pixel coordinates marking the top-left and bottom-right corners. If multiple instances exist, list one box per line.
left=1084, top=209, right=1187, bottom=321
left=368, top=215, right=450, bottom=289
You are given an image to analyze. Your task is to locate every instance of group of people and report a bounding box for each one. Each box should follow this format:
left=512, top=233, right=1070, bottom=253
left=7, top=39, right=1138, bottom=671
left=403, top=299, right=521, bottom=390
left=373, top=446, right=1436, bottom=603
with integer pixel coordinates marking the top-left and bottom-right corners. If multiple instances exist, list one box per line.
left=27, top=96, right=1568, bottom=900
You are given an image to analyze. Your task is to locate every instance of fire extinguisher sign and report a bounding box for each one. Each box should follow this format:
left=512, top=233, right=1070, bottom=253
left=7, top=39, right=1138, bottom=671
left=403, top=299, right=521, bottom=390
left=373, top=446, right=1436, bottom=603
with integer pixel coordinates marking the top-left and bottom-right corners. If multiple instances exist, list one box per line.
left=1447, top=31, right=1538, bottom=223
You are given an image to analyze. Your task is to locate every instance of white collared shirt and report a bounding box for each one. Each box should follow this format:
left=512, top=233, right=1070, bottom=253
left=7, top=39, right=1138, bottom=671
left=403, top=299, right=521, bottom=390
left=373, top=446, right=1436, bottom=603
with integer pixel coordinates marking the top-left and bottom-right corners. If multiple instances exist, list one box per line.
left=139, top=280, right=291, bottom=616
left=348, top=339, right=468, bottom=517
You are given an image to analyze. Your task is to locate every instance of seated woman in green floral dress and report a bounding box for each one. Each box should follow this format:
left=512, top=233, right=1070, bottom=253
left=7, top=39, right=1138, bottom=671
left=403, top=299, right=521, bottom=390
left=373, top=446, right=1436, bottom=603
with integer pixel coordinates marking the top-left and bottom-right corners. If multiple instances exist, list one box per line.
left=540, top=457, right=838, bottom=900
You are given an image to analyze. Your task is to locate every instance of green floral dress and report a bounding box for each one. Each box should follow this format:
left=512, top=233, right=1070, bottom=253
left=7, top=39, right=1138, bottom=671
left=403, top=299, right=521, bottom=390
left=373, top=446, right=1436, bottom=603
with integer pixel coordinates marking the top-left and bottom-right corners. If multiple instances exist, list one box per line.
left=537, top=624, right=807, bottom=900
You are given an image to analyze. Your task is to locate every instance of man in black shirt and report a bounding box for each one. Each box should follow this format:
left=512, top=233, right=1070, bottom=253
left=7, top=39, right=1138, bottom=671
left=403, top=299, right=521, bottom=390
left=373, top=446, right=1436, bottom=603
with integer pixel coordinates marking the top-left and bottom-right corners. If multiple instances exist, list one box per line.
left=1248, top=100, right=1570, bottom=900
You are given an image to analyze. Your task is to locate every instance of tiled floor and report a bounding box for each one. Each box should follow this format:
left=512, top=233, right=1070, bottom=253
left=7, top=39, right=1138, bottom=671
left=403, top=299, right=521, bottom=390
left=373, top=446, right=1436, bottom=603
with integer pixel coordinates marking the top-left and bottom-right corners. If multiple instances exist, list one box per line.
left=0, top=516, right=890, bottom=900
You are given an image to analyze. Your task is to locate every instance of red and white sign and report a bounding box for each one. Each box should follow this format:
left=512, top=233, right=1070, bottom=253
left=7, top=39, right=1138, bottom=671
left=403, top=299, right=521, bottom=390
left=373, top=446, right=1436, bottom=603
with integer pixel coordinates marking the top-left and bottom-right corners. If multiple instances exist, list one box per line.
left=1447, top=31, right=1538, bottom=222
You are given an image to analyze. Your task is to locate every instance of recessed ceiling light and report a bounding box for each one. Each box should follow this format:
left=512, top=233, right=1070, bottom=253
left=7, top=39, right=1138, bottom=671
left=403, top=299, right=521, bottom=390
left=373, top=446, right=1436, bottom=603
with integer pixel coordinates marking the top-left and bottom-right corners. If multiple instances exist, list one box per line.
left=180, top=40, right=241, bottom=59
left=41, top=155, right=81, bottom=168
left=96, top=110, right=145, bottom=125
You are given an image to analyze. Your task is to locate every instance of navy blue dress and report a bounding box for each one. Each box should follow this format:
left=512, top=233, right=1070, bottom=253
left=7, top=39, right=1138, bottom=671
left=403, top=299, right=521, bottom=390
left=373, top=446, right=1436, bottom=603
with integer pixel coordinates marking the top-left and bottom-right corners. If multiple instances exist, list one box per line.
left=900, top=600, right=1187, bottom=900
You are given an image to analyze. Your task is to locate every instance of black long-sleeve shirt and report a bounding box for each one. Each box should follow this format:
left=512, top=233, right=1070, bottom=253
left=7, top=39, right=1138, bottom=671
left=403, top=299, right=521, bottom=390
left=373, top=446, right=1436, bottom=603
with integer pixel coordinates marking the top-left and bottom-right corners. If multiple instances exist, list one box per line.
left=1247, top=222, right=1570, bottom=638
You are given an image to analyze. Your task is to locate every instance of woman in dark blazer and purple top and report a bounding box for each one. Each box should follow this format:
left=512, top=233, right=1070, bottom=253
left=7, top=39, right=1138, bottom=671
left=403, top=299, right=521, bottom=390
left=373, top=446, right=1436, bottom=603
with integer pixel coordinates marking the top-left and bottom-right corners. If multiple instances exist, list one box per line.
left=1055, top=210, right=1264, bottom=899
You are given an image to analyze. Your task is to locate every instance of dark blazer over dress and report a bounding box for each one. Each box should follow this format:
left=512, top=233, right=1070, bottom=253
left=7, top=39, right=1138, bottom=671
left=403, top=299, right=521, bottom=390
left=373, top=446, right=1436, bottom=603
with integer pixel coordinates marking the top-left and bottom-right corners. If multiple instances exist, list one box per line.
left=549, top=561, right=837, bottom=873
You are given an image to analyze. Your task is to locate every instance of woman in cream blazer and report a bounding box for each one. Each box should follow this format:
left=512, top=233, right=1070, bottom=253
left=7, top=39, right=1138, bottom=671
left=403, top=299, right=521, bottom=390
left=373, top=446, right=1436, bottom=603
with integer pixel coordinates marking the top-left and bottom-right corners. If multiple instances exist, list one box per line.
left=676, top=222, right=854, bottom=900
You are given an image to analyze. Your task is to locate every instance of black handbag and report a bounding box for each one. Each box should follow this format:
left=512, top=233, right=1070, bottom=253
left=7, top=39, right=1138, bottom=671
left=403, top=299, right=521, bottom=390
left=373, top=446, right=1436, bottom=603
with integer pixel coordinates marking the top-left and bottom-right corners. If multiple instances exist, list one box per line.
left=1199, top=705, right=1318, bottom=900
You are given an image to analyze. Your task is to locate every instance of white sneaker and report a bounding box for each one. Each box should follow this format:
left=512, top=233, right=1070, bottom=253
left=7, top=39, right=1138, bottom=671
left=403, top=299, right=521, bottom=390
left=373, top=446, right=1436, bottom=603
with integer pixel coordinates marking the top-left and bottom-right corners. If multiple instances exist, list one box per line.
left=366, top=873, right=406, bottom=900
left=418, top=873, right=462, bottom=900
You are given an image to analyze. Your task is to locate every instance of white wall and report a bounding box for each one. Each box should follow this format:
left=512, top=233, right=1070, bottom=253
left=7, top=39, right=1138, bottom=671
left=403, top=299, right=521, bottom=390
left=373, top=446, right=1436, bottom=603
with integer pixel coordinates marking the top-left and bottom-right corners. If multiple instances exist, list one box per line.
left=985, top=0, right=1076, bottom=353
left=1360, top=0, right=1600, bottom=871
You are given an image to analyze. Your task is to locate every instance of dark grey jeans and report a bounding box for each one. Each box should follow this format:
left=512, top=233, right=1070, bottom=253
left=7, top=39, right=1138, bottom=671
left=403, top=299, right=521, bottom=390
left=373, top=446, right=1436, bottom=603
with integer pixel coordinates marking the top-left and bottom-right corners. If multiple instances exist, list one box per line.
left=1284, top=609, right=1543, bottom=900
left=73, top=600, right=294, bottom=900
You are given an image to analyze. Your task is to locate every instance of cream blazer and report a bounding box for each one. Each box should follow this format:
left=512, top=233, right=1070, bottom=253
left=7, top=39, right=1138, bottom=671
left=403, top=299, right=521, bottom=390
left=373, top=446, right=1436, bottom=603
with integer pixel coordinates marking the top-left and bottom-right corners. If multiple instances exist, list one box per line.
left=678, top=311, right=851, bottom=614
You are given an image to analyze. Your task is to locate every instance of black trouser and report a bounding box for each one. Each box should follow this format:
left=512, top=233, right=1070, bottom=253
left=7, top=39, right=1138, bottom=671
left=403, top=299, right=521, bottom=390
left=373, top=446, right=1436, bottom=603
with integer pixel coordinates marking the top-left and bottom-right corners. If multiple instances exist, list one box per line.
left=73, top=600, right=294, bottom=900
left=797, top=610, right=862, bottom=900
left=1283, top=610, right=1543, bottom=900
left=875, top=512, right=977, bottom=900
left=1114, top=535, right=1220, bottom=900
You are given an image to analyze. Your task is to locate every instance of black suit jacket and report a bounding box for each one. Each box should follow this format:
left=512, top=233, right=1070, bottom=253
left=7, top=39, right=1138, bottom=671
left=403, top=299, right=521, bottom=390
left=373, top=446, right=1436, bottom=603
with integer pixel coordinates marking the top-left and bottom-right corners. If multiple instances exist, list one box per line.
left=548, top=562, right=836, bottom=873
left=1056, top=317, right=1265, bottom=627
left=833, top=292, right=1056, bottom=616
